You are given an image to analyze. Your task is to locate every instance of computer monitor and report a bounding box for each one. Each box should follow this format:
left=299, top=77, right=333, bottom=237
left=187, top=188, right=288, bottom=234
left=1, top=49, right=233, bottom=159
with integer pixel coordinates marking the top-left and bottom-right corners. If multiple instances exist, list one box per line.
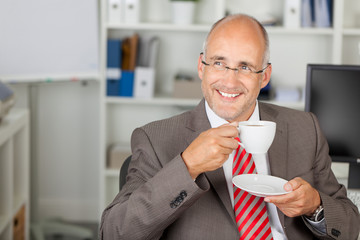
left=305, top=64, right=360, bottom=188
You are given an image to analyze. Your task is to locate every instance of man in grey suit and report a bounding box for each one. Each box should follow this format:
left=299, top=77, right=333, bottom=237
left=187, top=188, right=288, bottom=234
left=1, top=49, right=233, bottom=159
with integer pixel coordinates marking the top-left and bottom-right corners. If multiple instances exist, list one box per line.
left=100, top=14, right=360, bottom=239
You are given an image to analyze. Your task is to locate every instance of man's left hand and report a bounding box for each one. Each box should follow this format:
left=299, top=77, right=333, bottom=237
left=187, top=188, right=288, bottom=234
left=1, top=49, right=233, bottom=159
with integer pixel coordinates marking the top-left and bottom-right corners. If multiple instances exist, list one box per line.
left=264, top=177, right=321, bottom=218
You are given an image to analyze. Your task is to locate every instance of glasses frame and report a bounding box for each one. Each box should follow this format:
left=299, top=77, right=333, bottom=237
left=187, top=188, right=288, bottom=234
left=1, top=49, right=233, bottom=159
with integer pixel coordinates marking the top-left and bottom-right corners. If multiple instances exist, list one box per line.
left=200, top=52, right=271, bottom=75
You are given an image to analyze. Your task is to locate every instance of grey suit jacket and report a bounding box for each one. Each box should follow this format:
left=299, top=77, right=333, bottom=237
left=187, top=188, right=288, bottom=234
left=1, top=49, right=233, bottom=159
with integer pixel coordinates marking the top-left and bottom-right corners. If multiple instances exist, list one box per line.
left=100, top=100, right=360, bottom=240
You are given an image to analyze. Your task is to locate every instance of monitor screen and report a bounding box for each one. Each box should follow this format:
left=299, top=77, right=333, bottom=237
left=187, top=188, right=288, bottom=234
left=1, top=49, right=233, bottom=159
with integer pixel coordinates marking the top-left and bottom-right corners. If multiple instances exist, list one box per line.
left=305, top=64, right=360, bottom=188
left=305, top=64, right=360, bottom=159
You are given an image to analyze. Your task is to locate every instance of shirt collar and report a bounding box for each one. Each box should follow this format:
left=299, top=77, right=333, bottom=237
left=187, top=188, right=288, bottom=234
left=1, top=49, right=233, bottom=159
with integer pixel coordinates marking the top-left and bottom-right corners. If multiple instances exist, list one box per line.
left=205, top=100, right=260, bottom=128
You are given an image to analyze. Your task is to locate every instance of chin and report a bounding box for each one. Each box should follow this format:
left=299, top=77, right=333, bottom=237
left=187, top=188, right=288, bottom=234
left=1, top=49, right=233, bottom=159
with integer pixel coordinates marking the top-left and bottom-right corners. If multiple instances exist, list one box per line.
left=213, top=106, right=240, bottom=121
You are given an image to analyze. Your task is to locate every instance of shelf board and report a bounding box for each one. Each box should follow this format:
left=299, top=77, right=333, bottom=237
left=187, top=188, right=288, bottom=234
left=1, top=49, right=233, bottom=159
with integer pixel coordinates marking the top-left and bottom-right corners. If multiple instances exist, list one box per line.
left=343, top=28, right=360, bottom=36
left=266, top=27, right=334, bottom=35
left=106, top=96, right=200, bottom=107
left=106, top=23, right=334, bottom=36
left=107, top=22, right=211, bottom=32
left=0, top=109, right=29, bottom=147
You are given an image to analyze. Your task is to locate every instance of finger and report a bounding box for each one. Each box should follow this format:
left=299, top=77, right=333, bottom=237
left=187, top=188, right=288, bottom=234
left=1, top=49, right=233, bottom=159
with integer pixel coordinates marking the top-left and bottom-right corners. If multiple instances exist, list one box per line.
left=218, top=137, right=239, bottom=150
left=264, top=191, right=296, bottom=204
left=217, top=124, right=239, bottom=138
left=219, top=145, right=237, bottom=155
left=285, top=177, right=305, bottom=192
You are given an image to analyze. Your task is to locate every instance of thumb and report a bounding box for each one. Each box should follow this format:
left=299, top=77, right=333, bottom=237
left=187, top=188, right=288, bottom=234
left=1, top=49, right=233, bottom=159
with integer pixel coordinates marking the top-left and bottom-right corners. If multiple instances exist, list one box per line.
left=229, top=121, right=238, bottom=127
left=284, top=178, right=302, bottom=192
left=284, top=182, right=293, bottom=192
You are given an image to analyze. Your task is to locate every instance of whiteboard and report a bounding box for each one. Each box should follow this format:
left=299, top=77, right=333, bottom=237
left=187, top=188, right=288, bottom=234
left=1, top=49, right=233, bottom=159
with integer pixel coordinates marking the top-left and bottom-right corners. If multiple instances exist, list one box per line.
left=0, top=0, right=99, bottom=82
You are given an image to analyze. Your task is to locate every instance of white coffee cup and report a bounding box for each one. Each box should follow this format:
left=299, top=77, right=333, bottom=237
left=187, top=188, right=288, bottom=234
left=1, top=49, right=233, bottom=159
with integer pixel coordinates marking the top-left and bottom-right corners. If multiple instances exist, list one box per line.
left=237, top=121, right=276, bottom=154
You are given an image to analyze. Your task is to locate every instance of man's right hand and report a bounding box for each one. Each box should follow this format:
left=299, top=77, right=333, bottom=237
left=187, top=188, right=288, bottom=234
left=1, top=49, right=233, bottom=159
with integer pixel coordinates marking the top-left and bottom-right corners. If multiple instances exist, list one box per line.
left=181, top=122, right=239, bottom=179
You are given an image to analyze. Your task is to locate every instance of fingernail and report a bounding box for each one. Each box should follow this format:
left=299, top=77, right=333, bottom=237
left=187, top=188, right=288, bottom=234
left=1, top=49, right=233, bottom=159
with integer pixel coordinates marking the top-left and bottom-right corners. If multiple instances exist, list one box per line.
left=229, top=121, right=238, bottom=126
left=264, top=197, right=270, bottom=203
left=284, top=183, right=292, bottom=192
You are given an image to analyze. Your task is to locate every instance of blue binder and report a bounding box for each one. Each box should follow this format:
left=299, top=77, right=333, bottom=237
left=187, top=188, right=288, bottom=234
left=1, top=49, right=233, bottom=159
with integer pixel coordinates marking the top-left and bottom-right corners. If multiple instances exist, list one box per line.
left=119, top=71, right=134, bottom=97
left=314, top=0, right=332, bottom=28
left=107, top=39, right=122, bottom=96
left=107, top=79, right=120, bottom=96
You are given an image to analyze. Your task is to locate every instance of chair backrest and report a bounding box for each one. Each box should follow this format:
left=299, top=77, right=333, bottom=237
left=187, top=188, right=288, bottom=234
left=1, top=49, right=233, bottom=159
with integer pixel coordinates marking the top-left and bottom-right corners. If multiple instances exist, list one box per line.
left=119, top=155, right=132, bottom=191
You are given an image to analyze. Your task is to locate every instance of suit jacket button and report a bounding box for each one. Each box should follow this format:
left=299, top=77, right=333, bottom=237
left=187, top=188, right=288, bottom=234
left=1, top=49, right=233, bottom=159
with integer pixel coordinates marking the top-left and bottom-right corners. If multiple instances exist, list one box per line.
left=180, top=191, right=187, bottom=198
left=170, top=202, right=176, bottom=209
left=331, top=228, right=341, bottom=237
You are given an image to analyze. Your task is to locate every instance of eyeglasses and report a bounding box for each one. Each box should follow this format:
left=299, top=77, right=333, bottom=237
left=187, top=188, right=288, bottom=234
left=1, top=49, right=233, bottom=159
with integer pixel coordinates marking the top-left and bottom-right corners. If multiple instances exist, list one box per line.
left=200, top=53, right=271, bottom=76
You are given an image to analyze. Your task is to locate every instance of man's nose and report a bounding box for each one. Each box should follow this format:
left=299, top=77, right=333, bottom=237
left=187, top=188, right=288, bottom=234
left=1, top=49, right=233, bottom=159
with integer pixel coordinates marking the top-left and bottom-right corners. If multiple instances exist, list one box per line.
left=224, top=67, right=240, bottom=85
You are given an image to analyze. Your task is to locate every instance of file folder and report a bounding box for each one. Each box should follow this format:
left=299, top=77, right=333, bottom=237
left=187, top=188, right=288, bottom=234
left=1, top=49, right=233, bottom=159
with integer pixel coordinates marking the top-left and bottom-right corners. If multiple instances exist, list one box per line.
left=119, top=70, right=134, bottom=97
left=107, top=39, right=122, bottom=96
left=108, top=0, right=123, bottom=24
left=134, top=67, right=155, bottom=99
left=284, top=0, right=301, bottom=28
left=314, top=0, right=332, bottom=28
left=124, top=0, right=140, bottom=24
left=301, top=0, right=314, bottom=27
left=121, top=34, right=138, bottom=71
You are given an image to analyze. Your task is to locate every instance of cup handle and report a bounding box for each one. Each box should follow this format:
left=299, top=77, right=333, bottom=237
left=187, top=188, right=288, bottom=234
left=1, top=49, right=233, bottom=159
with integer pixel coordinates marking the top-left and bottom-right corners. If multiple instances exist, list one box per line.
left=238, top=142, right=245, bottom=148
left=236, top=127, right=245, bottom=148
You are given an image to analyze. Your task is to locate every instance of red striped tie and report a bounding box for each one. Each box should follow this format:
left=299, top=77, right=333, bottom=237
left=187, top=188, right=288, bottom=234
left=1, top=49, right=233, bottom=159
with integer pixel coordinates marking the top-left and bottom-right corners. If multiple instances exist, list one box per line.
left=233, top=138, right=273, bottom=240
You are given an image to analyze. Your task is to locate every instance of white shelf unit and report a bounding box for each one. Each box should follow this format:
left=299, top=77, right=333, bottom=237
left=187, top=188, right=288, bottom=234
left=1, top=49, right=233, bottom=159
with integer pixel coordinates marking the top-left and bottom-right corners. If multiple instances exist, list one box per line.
left=0, top=109, right=30, bottom=240
left=98, top=0, right=360, bottom=213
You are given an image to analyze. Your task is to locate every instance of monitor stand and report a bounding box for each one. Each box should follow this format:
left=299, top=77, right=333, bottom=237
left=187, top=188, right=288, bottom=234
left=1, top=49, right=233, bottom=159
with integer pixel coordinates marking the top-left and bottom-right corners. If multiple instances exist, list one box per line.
left=332, top=156, right=360, bottom=189
left=348, top=162, right=360, bottom=189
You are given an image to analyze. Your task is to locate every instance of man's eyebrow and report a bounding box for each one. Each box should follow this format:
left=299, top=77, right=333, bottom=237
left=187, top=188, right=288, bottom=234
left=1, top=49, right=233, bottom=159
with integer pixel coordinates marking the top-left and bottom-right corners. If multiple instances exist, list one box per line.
left=239, top=61, right=254, bottom=67
left=209, top=55, right=226, bottom=61
left=208, top=56, right=257, bottom=69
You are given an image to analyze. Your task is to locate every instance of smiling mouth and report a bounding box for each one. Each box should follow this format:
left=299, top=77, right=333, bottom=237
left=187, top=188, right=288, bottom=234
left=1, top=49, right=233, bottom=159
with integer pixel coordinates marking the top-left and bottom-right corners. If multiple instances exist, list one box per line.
left=218, top=90, right=240, bottom=98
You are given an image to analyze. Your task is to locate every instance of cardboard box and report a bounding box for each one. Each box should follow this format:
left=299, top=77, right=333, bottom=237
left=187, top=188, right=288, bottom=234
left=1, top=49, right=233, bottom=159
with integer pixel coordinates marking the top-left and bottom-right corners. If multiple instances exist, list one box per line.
left=173, top=80, right=203, bottom=99
left=13, top=204, right=25, bottom=240
left=107, top=144, right=132, bottom=169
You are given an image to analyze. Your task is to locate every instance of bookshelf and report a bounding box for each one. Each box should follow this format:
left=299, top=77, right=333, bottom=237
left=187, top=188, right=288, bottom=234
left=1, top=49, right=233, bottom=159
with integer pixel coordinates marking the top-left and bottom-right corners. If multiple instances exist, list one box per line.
left=0, top=109, right=30, bottom=240
left=98, top=0, right=360, bottom=213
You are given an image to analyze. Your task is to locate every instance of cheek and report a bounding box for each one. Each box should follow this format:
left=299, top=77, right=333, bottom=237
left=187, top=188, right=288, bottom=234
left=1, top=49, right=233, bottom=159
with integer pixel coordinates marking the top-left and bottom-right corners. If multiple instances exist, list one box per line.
left=201, top=73, right=217, bottom=90
left=201, top=78, right=213, bottom=97
left=249, top=77, right=262, bottom=92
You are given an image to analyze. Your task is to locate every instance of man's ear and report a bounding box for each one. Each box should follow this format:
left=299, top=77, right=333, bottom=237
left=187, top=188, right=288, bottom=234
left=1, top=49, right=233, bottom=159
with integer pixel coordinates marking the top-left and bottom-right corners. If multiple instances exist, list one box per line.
left=197, top=55, right=204, bottom=80
left=260, top=64, right=272, bottom=89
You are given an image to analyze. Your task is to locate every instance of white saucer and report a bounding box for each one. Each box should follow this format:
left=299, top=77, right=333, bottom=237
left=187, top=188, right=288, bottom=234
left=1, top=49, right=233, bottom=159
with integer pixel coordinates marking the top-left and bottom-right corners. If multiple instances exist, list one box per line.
left=232, top=174, right=291, bottom=197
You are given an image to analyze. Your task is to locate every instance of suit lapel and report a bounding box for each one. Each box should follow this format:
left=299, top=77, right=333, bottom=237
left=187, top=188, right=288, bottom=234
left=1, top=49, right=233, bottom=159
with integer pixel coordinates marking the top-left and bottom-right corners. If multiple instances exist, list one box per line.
left=205, top=169, right=236, bottom=224
left=185, top=99, right=237, bottom=225
left=259, top=102, right=288, bottom=228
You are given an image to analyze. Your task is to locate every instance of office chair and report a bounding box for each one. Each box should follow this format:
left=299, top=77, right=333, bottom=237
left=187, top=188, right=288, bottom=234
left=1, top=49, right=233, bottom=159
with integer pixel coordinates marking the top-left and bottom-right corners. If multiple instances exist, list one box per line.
left=119, top=155, right=132, bottom=191
left=31, top=220, right=93, bottom=240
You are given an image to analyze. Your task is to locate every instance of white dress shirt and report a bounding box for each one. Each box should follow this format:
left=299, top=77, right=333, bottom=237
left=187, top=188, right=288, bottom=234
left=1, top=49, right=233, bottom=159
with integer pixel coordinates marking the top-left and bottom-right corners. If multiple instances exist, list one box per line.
left=205, top=100, right=287, bottom=239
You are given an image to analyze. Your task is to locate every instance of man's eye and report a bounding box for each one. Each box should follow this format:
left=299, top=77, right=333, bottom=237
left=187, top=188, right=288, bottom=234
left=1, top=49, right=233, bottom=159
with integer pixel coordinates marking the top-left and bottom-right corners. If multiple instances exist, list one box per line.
left=213, top=61, right=224, bottom=66
left=240, top=65, right=251, bottom=71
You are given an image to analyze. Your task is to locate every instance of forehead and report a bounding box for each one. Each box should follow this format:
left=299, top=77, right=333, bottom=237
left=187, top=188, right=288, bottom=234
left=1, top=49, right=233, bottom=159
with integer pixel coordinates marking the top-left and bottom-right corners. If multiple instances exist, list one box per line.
left=206, top=17, right=265, bottom=64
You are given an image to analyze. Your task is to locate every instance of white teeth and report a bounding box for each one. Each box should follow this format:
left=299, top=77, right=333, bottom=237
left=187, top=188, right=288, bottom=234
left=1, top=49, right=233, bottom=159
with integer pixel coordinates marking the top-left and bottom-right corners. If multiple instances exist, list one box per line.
left=219, top=90, right=240, bottom=98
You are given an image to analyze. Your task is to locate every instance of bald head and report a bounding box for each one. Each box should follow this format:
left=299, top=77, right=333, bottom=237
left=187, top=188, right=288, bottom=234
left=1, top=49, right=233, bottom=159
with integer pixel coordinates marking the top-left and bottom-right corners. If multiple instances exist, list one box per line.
left=203, top=14, right=270, bottom=67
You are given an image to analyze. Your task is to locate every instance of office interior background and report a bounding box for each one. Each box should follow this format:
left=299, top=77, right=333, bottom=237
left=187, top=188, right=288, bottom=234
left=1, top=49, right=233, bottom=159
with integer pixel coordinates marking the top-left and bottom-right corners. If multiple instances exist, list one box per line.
left=0, top=0, right=359, bottom=239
